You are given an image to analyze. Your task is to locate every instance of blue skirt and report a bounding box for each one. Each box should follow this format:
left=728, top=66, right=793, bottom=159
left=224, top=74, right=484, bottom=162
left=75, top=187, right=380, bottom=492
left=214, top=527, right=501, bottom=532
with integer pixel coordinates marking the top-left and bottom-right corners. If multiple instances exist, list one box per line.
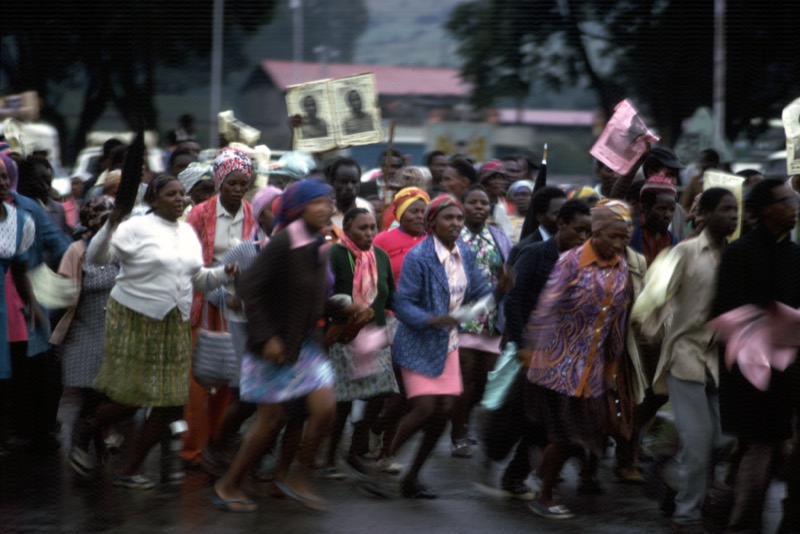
left=240, top=339, right=334, bottom=404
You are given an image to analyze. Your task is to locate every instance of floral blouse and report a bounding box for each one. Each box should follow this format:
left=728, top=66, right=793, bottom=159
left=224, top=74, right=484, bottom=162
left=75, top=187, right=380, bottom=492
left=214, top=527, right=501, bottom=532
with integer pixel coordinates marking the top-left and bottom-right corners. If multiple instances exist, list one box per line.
left=458, top=225, right=503, bottom=336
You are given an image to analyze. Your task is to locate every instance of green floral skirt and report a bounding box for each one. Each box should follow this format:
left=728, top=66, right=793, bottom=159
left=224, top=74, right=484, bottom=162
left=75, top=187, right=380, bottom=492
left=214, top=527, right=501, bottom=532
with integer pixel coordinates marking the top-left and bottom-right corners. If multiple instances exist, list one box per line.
left=94, top=297, right=191, bottom=407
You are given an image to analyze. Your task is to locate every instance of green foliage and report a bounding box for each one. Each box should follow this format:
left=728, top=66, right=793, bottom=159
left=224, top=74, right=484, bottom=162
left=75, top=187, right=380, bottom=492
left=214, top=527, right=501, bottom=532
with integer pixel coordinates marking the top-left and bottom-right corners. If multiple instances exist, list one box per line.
left=446, top=0, right=800, bottom=145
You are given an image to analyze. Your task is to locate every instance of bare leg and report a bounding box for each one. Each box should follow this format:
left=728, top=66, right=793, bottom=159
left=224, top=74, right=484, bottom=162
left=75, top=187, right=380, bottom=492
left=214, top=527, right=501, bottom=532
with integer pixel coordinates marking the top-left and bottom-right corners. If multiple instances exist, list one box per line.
left=388, top=396, right=436, bottom=458
left=537, top=442, right=575, bottom=505
left=405, top=395, right=455, bottom=486
left=215, top=403, right=286, bottom=502
left=325, top=401, right=352, bottom=467
left=451, top=348, right=477, bottom=443
left=121, top=406, right=182, bottom=475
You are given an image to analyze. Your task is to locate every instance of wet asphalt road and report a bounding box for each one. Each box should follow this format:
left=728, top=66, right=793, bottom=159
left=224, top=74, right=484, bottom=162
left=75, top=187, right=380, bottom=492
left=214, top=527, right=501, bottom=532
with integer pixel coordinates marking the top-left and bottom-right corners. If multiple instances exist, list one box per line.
left=0, top=389, right=785, bottom=533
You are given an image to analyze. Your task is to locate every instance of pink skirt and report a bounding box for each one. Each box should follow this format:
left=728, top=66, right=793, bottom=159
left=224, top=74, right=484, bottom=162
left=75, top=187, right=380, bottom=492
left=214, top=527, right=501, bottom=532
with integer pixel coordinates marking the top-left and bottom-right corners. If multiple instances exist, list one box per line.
left=401, top=349, right=462, bottom=398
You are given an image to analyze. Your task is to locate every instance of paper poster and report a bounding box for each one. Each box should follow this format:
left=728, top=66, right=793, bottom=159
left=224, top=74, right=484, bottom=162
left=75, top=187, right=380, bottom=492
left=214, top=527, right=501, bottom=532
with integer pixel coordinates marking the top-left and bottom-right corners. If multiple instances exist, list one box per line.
left=782, top=96, right=800, bottom=175
left=287, top=73, right=383, bottom=152
left=704, top=170, right=745, bottom=240
left=590, top=99, right=659, bottom=175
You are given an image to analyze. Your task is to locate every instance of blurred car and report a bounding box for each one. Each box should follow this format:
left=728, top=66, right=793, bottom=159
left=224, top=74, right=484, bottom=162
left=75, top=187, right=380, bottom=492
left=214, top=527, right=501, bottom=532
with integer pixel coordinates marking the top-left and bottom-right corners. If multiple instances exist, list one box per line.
left=762, top=150, right=788, bottom=178
left=72, top=146, right=165, bottom=180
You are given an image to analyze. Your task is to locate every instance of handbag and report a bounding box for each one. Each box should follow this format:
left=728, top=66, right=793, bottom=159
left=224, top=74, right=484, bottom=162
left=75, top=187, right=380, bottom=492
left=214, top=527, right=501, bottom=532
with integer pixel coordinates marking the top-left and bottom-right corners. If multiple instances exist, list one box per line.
left=481, top=342, right=521, bottom=411
left=192, top=281, right=238, bottom=388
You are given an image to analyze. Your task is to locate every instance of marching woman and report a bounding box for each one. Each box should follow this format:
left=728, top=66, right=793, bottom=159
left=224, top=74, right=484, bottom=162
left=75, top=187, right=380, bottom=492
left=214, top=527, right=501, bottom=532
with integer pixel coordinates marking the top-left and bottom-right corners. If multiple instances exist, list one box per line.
left=213, top=180, right=368, bottom=512
left=80, top=175, right=238, bottom=488
left=450, top=184, right=512, bottom=458
left=388, top=194, right=511, bottom=498
left=323, top=207, right=398, bottom=477
left=522, top=199, right=633, bottom=519
left=183, top=148, right=255, bottom=468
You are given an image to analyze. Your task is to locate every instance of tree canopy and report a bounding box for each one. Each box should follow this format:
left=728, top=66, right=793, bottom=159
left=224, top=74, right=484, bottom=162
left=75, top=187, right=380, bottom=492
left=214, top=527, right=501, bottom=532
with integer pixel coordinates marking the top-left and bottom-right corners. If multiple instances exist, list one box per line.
left=447, top=0, right=800, bottom=146
left=1, top=0, right=279, bottom=162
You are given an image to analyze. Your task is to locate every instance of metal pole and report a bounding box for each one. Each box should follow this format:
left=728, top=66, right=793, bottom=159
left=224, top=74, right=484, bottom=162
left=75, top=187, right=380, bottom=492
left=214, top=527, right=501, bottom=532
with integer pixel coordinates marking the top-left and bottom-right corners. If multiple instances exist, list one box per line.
left=712, top=0, right=726, bottom=152
left=210, top=0, right=224, bottom=148
left=291, top=0, right=303, bottom=83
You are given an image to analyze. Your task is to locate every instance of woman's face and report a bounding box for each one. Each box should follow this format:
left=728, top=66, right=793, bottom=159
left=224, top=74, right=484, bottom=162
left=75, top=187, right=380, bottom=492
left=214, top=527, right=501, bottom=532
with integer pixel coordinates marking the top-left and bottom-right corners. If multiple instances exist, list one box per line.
left=301, top=195, right=335, bottom=231
left=258, top=207, right=274, bottom=234
left=398, top=199, right=426, bottom=236
left=592, top=220, right=631, bottom=260
left=151, top=180, right=186, bottom=222
left=189, top=181, right=215, bottom=206
left=219, top=171, right=249, bottom=209
left=432, top=205, right=465, bottom=247
left=346, top=212, right=377, bottom=251
left=513, top=188, right=532, bottom=215
left=441, top=166, right=469, bottom=198
left=463, top=189, right=490, bottom=229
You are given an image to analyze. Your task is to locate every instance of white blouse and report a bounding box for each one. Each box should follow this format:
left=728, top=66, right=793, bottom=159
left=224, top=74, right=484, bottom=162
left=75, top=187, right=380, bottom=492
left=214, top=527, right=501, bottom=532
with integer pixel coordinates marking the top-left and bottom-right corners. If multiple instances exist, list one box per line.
left=0, top=203, right=35, bottom=259
left=87, top=213, right=228, bottom=320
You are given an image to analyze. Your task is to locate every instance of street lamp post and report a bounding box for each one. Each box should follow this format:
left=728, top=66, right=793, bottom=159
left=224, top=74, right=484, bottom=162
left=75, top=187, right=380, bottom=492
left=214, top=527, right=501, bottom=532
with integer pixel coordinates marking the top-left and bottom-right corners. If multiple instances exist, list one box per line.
left=210, top=0, right=224, bottom=148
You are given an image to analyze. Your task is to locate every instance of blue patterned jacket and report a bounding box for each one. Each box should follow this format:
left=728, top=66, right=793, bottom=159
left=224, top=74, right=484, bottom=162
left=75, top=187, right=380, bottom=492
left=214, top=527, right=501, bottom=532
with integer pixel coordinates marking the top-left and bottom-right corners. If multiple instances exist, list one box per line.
left=392, top=235, right=491, bottom=377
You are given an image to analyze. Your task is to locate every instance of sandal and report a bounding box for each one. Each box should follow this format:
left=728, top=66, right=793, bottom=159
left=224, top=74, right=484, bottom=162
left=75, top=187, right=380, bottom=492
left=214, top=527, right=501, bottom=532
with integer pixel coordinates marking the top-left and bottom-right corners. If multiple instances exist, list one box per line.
left=528, top=499, right=574, bottom=519
left=211, top=487, right=257, bottom=513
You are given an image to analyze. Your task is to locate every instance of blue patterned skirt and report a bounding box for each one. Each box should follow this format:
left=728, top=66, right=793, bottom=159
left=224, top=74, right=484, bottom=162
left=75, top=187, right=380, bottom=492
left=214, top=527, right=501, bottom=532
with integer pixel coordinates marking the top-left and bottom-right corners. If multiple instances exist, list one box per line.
left=240, top=339, right=334, bottom=404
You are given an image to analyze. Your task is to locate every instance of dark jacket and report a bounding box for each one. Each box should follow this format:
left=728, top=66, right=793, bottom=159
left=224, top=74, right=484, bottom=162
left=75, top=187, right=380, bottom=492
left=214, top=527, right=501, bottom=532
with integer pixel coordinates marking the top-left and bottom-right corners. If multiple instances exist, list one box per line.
left=504, top=239, right=559, bottom=346
left=238, top=229, right=329, bottom=363
left=710, top=227, right=800, bottom=441
left=506, top=228, right=545, bottom=267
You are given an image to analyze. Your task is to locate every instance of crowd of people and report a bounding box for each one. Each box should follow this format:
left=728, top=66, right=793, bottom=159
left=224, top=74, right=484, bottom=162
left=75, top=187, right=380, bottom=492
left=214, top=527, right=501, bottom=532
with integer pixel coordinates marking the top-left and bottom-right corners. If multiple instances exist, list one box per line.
left=0, top=125, right=798, bottom=534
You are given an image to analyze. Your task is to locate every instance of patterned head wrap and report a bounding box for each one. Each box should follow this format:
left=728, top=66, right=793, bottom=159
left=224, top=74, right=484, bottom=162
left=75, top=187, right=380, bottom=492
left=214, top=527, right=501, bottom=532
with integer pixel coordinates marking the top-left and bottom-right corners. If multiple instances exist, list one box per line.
left=178, top=162, right=214, bottom=194
left=393, top=187, right=430, bottom=221
left=479, top=160, right=507, bottom=182
left=567, top=185, right=599, bottom=201
left=591, top=198, right=633, bottom=233
left=424, top=194, right=464, bottom=233
left=79, top=195, right=115, bottom=239
left=213, top=147, right=253, bottom=190
left=0, top=153, right=18, bottom=192
left=274, top=179, right=333, bottom=227
left=640, top=173, right=677, bottom=199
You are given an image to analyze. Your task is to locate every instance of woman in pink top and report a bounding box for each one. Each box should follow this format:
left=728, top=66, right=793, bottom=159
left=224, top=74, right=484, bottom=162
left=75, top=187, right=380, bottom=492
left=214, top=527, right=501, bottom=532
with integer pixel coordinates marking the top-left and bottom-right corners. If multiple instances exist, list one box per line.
left=372, top=187, right=429, bottom=282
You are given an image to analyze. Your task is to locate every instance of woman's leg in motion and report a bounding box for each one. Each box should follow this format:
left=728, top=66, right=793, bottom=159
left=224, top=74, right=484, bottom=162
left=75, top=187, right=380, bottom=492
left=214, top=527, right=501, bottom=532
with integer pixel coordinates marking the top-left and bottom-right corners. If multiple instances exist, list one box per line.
left=75, top=399, right=137, bottom=453
left=351, top=396, right=385, bottom=459
left=210, top=388, right=256, bottom=457
left=405, top=395, right=455, bottom=487
left=215, top=403, right=287, bottom=501
left=283, top=387, right=336, bottom=501
left=121, top=406, right=183, bottom=475
left=451, top=348, right=477, bottom=444
left=537, top=442, right=576, bottom=505
left=388, top=395, right=436, bottom=459
left=325, top=401, right=352, bottom=467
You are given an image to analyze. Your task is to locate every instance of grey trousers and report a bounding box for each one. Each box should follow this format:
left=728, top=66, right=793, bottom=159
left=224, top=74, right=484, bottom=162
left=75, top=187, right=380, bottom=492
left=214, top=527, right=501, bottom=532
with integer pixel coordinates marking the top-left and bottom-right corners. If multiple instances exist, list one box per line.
left=667, top=374, right=723, bottom=525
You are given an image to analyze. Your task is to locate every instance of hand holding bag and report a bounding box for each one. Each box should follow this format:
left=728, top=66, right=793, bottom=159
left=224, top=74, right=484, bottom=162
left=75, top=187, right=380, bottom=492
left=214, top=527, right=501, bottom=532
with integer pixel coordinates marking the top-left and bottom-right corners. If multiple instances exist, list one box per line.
left=192, top=281, right=238, bottom=388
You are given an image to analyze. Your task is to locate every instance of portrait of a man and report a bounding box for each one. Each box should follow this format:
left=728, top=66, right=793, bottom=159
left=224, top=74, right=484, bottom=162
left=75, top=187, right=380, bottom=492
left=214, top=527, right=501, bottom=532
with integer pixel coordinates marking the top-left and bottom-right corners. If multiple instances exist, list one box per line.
left=342, top=89, right=374, bottom=135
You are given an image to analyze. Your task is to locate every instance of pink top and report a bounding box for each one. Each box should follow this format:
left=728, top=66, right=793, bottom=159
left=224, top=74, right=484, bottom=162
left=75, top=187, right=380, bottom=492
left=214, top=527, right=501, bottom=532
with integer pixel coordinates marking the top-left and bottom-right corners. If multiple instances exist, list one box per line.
left=372, top=227, right=426, bottom=283
left=5, top=271, right=27, bottom=342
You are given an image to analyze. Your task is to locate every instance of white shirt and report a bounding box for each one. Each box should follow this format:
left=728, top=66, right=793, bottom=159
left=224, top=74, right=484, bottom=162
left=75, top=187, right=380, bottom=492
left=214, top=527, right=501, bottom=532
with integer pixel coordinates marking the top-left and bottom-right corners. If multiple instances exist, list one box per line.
left=213, top=196, right=245, bottom=262
left=433, top=236, right=467, bottom=352
left=538, top=225, right=552, bottom=241
left=331, top=196, right=374, bottom=230
left=88, top=213, right=227, bottom=320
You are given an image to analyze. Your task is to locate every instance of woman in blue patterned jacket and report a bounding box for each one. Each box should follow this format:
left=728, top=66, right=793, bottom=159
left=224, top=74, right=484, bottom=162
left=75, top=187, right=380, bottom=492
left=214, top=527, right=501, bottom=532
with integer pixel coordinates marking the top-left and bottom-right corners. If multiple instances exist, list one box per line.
left=387, top=194, right=510, bottom=499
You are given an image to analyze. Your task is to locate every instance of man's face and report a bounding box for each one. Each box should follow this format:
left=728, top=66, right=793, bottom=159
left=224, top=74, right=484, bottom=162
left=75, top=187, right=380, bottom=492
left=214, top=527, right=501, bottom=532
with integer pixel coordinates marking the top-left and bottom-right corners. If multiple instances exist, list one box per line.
left=303, top=96, right=317, bottom=117
left=503, top=159, right=523, bottom=181
left=538, top=197, right=566, bottom=234
left=762, top=184, right=799, bottom=236
left=428, top=155, right=447, bottom=182
left=645, top=193, right=677, bottom=233
left=558, top=214, right=592, bottom=251
left=332, top=164, right=360, bottom=207
left=384, top=156, right=403, bottom=181
left=348, top=91, right=362, bottom=112
left=705, top=194, right=739, bottom=237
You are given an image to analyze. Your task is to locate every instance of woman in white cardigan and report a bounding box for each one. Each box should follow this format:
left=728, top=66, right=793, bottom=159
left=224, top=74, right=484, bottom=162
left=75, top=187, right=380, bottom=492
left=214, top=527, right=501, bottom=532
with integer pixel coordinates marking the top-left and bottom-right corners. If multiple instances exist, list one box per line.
left=72, top=175, right=238, bottom=489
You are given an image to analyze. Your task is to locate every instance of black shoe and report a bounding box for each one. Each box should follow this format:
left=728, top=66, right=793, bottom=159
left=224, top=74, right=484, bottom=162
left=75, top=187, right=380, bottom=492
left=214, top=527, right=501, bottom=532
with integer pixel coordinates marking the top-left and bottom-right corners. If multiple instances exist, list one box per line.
left=401, top=480, right=438, bottom=499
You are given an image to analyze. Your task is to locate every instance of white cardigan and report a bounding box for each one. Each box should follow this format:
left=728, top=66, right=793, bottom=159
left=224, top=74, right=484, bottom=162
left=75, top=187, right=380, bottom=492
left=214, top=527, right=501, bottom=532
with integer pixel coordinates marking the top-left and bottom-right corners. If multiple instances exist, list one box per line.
left=88, top=213, right=228, bottom=321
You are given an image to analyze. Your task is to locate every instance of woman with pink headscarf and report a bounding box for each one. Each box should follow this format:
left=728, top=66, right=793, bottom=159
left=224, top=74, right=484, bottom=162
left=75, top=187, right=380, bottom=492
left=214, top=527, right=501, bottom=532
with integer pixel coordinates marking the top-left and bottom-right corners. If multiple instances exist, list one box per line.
left=202, top=185, right=282, bottom=466
left=182, top=147, right=257, bottom=469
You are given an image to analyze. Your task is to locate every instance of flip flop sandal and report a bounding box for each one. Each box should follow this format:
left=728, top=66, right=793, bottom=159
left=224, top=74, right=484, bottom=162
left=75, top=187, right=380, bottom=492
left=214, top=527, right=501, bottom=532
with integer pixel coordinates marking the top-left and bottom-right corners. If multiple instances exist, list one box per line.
left=211, top=489, right=257, bottom=513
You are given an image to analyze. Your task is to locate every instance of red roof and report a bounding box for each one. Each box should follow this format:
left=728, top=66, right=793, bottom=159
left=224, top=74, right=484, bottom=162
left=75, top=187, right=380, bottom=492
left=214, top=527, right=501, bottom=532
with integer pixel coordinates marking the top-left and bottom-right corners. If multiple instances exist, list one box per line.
left=259, top=60, right=470, bottom=97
